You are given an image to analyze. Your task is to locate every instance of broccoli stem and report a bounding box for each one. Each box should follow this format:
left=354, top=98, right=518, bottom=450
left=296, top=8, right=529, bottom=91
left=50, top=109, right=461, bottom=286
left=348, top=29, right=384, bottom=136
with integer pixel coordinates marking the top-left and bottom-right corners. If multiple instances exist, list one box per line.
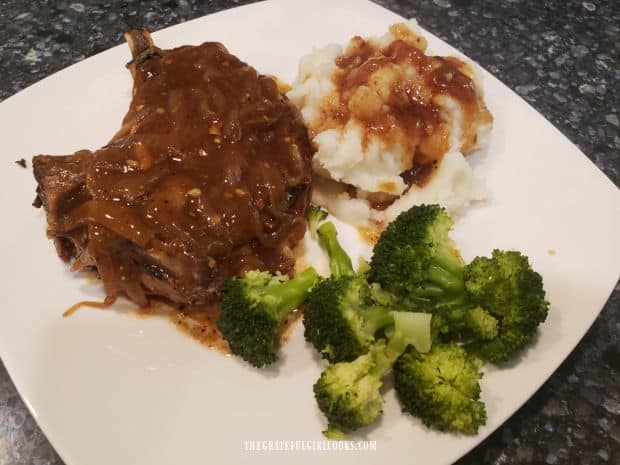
left=370, top=344, right=393, bottom=379
left=264, top=267, right=319, bottom=320
left=385, top=312, right=432, bottom=363
left=412, top=283, right=446, bottom=298
left=317, top=222, right=354, bottom=278
left=434, top=245, right=463, bottom=275
left=367, top=312, right=432, bottom=379
left=427, top=266, right=464, bottom=293
left=428, top=246, right=464, bottom=293
left=436, top=294, right=471, bottom=308
left=359, top=305, right=394, bottom=337
left=305, top=206, right=328, bottom=239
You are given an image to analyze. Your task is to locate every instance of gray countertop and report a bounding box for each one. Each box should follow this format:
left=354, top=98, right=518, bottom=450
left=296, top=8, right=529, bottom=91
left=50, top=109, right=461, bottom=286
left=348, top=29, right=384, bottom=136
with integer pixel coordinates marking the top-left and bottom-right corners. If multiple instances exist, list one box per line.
left=0, top=1, right=618, bottom=464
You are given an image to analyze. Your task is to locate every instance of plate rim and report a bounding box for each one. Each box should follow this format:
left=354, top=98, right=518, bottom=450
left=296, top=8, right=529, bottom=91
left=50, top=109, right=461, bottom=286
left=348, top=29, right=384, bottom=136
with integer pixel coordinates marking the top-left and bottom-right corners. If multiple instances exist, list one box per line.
left=1, top=1, right=619, bottom=465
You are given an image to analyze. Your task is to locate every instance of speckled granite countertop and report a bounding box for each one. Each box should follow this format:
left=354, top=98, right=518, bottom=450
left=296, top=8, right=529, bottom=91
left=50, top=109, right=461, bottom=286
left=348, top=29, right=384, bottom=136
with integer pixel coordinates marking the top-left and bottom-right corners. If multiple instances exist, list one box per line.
left=0, top=1, right=618, bottom=464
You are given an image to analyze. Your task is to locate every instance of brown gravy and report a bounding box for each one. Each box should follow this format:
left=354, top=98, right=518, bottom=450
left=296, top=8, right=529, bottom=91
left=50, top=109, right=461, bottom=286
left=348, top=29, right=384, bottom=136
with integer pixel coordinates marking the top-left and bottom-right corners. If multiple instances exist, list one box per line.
left=324, top=24, right=492, bottom=165
left=33, top=33, right=314, bottom=309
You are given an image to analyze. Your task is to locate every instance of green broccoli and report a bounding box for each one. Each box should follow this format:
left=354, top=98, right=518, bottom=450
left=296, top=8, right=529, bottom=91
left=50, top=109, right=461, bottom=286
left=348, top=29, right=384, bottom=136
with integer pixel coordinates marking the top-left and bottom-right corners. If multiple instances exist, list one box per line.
left=314, top=342, right=389, bottom=438
left=369, top=278, right=497, bottom=344
left=367, top=205, right=499, bottom=344
left=368, top=281, right=434, bottom=313
left=314, top=311, right=432, bottom=437
left=217, top=267, right=319, bottom=367
left=305, top=205, right=328, bottom=239
left=307, top=204, right=550, bottom=437
left=317, top=221, right=354, bottom=279
left=463, top=249, right=549, bottom=363
left=304, top=276, right=393, bottom=363
left=383, top=311, right=433, bottom=356
left=394, top=344, right=486, bottom=434
left=431, top=304, right=499, bottom=343
left=369, top=204, right=465, bottom=298
left=304, top=221, right=392, bottom=363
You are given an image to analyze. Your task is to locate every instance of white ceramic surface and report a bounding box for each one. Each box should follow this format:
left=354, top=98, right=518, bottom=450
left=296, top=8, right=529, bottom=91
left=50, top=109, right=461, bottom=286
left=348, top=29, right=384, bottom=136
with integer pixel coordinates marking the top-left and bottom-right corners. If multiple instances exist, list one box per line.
left=1, top=1, right=619, bottom=464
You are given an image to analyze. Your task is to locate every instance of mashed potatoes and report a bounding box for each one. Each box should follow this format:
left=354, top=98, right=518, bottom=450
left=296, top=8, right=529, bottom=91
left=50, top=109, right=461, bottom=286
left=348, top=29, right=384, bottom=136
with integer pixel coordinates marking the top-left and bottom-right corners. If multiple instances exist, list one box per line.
left=287, top=21, right=493, bottom=228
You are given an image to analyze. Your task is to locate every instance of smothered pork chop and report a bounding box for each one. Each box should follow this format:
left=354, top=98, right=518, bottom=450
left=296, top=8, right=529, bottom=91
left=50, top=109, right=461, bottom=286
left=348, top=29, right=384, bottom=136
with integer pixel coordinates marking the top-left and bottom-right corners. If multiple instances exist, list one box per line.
left=32, top=30, right=313, bottom=308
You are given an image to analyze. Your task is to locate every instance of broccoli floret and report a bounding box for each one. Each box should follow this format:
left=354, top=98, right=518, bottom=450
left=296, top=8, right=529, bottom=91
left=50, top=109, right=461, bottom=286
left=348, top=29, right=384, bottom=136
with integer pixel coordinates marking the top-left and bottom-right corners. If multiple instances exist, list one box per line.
left=369, top=204, right=465, bottom=298
left=369, top=281, right=497, bottom=344
left=432, top=304, right=498, bottom=343
left=367, top=205, right=500, bottom=345
left=304, top=276, right=393, bottom=363
left=218, top=267, right=318, bottom=367
left=314, top=311, right=432, bottom=436
left=305, top=205, right=328, bottom=239
left=463, top=249, right=549, bottom=363
left=368, top=282, right=434, bottom=313
left=314, top=342, right=390, bottom=436
left=304, top=221, right=392, bottom=362
left=394, top=344, right=486, bottom=434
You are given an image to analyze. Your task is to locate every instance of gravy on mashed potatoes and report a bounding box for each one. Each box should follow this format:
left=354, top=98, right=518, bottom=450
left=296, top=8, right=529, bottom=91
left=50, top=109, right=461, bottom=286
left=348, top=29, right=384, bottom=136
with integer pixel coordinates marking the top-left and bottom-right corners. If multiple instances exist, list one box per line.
left=288, top=21, right=493, bottom=229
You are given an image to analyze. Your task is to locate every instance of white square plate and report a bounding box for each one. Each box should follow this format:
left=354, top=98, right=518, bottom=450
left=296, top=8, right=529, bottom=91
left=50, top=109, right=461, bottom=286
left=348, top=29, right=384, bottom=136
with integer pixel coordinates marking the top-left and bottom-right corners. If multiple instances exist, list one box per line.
left=0, top=1, right=618, bottom=464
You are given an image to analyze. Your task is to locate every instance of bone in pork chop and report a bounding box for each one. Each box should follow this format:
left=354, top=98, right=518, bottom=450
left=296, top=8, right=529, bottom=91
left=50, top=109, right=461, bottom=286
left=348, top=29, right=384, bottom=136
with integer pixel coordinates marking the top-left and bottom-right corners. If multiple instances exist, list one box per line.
left=32, top=29, right=313, bottom=307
